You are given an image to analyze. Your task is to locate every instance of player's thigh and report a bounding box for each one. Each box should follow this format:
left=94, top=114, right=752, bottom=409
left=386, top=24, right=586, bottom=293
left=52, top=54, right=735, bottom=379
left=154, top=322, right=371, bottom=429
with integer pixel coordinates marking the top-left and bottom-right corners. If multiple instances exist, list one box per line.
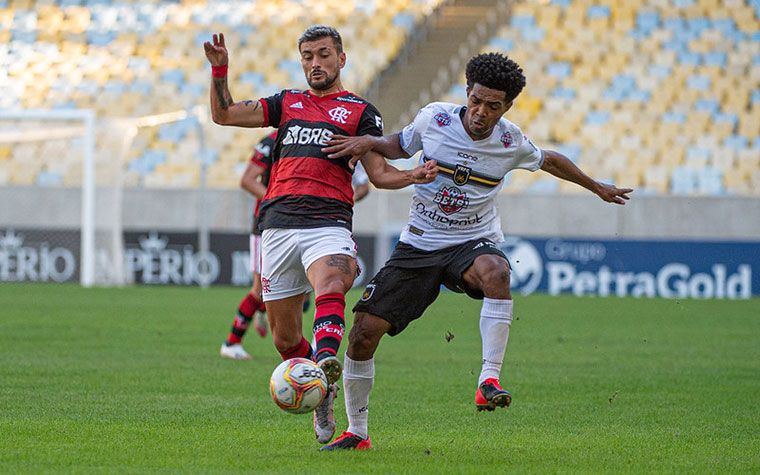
left=353, top=265, right=443, bottom=336
left=301, top=227, right=358, bottom=294
left=261, top=229, right=311, bottom=301
left=445, top=239, right=511, bottom=299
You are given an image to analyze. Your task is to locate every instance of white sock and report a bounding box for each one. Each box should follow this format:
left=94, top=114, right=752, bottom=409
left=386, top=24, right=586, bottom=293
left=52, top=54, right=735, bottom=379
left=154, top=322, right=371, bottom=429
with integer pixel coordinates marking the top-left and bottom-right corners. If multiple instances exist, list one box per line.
left=343, top=354, right=374, bottom=440
left=478, top=298, right=513, bottom=386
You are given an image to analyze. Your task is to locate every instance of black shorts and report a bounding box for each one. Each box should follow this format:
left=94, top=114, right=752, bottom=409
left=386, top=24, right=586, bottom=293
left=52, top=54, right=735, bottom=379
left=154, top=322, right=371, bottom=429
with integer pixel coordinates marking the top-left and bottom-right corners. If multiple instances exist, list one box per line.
left=352, top=238, right=508, bottom=336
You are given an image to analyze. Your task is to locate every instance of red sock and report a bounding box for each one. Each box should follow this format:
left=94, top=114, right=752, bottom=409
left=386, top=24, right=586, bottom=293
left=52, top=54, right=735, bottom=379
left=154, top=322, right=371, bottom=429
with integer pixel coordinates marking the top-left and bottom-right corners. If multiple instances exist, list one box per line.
left=226, top=292, right=262, bottom=345
left=312, top=293, right=345, bottom=361
left=278, top=337, right=314, bottom=361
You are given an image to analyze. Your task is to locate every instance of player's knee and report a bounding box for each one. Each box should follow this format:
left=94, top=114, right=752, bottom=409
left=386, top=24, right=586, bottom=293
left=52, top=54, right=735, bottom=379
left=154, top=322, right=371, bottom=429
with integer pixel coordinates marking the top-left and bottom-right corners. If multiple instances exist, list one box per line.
left=347, top=313, right=384, bottom=359
left=271, top=331, right=301, bottom=353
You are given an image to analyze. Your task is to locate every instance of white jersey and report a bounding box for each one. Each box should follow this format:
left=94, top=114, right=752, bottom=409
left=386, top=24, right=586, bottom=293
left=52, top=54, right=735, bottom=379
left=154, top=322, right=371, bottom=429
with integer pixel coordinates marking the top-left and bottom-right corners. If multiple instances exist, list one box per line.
left=398, top=102, right=544, bottom=251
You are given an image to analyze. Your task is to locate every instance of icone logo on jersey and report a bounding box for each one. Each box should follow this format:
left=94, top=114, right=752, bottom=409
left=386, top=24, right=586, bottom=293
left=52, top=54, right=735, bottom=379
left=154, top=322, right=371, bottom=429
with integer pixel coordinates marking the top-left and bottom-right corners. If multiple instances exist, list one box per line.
left=281, top=125, right=333, bottom=146
left=434, top=112, right=451, bottom=127
left=328, top=106, right=352, bottom=124
left=457, top=152, right=479, bottom=162
left=434, top=186, right=470, bottom=215
left=500, top=131, right=513, bottom=147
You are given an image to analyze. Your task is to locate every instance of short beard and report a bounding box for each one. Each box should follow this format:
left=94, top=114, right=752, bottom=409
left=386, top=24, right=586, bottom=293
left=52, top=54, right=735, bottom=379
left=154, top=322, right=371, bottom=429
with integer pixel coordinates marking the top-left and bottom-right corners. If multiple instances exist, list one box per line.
left=307, top=71, right=339, bottom=91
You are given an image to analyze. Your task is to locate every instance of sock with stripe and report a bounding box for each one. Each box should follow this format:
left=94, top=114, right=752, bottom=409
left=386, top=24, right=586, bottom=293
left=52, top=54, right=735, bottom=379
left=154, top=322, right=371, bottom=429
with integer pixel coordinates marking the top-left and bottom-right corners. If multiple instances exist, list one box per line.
left=278, top=336, right=314, bottom=361
left=312, top=293, right=346, bottom=362
left=225, top=292, right=264, bottom=345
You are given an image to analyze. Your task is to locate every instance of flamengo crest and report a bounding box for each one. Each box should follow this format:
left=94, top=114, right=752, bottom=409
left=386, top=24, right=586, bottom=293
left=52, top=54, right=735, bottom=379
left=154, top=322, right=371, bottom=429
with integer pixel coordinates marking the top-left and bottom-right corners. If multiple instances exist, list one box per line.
left=328, top=106, right=352, bottom=124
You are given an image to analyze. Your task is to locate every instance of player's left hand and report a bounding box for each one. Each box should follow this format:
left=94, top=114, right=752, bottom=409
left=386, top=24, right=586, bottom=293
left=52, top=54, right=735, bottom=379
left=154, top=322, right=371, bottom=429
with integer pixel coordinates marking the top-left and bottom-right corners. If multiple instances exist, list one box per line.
left=595, top=183, right=633, bottom=204
left=410, top=159, right=438, bottom=184
left=322, top=135, right=373, bottom=170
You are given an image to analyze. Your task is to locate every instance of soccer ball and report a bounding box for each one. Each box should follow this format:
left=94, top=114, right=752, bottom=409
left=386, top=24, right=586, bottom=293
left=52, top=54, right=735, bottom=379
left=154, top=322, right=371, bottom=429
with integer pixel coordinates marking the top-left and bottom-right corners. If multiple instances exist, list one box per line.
left=269, top=357, right=328, bottom=414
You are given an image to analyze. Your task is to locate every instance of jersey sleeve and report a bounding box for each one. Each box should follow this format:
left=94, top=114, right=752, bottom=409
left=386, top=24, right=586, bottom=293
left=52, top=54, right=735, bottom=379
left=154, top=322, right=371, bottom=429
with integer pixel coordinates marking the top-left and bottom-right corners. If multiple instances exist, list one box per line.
left=251, top=134, right=275, bottom=167
left=259, top=91, right=287, bottom=128
left=398, top=103, right=434, bottom=156
left=356, top=103, right=384, bottom=137
left=512, top=128, right=544, bottom=171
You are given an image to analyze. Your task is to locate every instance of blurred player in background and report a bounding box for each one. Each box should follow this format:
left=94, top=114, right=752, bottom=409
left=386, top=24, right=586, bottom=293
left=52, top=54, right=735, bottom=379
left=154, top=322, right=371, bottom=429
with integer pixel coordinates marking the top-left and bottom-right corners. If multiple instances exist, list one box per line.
left=319, top=52, right=633, bottom=450
left=204, top=24, right=437, bottom=444
left=221, top=129, right=371, bottom=360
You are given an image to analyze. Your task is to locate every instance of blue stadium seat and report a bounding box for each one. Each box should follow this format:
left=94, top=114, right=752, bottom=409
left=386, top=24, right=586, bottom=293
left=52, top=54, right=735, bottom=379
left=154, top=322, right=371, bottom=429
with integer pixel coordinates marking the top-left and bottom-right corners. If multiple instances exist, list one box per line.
left=671, top=166, right=697, bottom=194
left=546, top=62, right=572, bottom=80
left=697, top=167, right=724, bottom=195
left=663, top=111, right=687, bottom=124
left=587, top=5, right=610, bottom=19
left=687, top=75, right=711, bottom=91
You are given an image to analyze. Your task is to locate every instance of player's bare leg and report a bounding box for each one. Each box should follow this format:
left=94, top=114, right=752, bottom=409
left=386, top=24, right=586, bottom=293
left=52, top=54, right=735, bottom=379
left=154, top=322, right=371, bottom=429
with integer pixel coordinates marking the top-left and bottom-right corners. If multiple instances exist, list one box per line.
left=462, top=254, right=514, bottom=411
left=306, top=253, right=357, bottom=383
left=306, top=253, right=356, bottom=444
left=266, top=294, right=313, bottom=361
left=320, top=311, right=388, bottom=451
left=251, top=273, right=269, bottom=337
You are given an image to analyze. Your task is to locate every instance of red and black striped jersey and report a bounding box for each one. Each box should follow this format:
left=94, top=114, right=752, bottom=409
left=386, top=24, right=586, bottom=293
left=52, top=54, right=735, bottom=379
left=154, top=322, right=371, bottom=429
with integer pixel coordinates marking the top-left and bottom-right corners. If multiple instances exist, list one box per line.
left=257, top=89, right=383, bottom=231
left=250, top=131, right=277, bottom=235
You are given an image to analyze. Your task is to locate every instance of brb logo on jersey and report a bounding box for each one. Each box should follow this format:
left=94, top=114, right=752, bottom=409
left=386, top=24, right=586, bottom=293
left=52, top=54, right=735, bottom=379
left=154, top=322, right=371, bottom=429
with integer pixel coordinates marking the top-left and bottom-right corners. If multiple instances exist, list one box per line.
left=434, top=186, right=469, bottom=215
left=328, top=106, right=352, bottom=124
left=434, top=112, right=451, bottom=127
left=282, top=125, right=332, bottom=146
left=500, top=131, right=513, bottom=148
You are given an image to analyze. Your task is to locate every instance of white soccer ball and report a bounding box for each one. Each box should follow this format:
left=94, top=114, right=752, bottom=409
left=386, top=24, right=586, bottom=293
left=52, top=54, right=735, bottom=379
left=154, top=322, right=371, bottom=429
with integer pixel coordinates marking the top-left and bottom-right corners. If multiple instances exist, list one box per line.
left=269, top=357, right=328, bottom=414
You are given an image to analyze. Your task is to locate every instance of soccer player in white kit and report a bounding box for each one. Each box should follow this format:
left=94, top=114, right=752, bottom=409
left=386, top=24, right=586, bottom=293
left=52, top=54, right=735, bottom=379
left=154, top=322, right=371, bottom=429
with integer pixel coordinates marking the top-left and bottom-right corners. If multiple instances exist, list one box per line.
left=319, top=52, right=633, bottom=450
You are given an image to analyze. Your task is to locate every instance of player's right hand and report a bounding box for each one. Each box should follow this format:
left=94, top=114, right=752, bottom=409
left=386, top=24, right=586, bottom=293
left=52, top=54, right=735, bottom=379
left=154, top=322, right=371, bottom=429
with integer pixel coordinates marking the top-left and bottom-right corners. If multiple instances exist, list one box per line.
left=410, top=159, right=438, bottom=184
left=322, top=135, right=375, bottom=170
left=203, top=33, right=229, bottom=66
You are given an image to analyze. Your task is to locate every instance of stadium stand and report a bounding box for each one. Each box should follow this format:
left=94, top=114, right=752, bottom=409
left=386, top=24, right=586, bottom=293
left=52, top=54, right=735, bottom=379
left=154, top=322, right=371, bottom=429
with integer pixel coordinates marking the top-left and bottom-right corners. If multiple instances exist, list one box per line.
left=0, top=0, right=443, bottom=188
left=439, top=0, right=760, bottom=195
left=2, top=0, right=758, bottom=196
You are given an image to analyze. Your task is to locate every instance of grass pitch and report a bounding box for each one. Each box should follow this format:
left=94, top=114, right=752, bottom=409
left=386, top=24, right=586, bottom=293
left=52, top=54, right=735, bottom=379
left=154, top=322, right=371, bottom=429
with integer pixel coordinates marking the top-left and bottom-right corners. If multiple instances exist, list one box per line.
left=1, top=283, right=758, bottom=473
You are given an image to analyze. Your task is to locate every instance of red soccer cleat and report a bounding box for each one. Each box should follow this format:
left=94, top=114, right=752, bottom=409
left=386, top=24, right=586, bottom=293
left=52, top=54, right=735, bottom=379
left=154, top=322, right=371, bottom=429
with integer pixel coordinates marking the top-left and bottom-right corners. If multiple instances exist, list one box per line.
left=319, top=431, right=372, bottom=451
left=475, top=378, right=512, bottom=412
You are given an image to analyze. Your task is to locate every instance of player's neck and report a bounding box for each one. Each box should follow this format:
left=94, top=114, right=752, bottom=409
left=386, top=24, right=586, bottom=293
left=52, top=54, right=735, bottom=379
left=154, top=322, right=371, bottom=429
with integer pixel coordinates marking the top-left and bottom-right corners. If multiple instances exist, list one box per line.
left=309, top=81, right=346, bottom=97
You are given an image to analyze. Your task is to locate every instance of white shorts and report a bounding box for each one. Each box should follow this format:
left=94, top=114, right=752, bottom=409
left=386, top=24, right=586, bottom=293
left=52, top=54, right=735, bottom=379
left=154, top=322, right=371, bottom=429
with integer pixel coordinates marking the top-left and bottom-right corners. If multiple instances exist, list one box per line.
left=249, top=234, right=262, bottom=275
left=260, top=227, right=357, bottom=301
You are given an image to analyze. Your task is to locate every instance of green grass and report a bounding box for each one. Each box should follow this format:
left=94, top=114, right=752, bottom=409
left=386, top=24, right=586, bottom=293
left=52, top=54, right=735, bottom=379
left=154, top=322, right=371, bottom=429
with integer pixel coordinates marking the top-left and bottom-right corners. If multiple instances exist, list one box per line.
left=1, top=283, right=758, bottom=473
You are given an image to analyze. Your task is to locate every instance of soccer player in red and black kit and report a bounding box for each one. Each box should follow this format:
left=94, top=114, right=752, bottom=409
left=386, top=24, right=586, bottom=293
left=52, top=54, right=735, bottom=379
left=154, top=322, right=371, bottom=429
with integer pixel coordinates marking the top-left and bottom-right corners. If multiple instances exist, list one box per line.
left=221, top=131, right=372, bottom=360
left=204, top=24, right=437, bottom=444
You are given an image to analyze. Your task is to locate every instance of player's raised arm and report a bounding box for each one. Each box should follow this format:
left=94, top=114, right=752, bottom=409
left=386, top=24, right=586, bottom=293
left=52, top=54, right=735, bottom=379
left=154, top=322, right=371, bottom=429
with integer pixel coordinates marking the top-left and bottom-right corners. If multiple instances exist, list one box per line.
left=540, top=149, right=633, bottom=204
left=204, top=33, right=266, bottom=127
left=323, top=133, right=410, bottom=170
left=360, top=151, right=437, bottom=189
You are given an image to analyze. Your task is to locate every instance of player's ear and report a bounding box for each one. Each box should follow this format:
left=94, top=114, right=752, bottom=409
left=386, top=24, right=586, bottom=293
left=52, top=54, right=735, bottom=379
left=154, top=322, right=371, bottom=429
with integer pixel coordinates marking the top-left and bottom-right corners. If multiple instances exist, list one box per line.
left=338, top=51, right=346, bottom=69
left=503, top=100, right=514, bottom=113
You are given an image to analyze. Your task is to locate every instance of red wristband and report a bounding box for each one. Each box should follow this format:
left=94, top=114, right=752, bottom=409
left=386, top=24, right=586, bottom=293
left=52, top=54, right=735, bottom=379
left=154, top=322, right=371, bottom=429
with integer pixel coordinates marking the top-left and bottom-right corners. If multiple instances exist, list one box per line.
left=211, top=64, right=228, bottom=78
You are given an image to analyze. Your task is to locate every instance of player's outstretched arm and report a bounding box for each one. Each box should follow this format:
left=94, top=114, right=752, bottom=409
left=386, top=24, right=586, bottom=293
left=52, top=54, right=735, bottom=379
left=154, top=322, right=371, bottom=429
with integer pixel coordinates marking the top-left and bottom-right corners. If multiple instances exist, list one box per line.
left=540, top=149, right=633, bottom=204
left=323, top=133, right=409, bottom=170
left=204, top=33, right=266, bottom=127
left=361, top=151, right=437, bottom=189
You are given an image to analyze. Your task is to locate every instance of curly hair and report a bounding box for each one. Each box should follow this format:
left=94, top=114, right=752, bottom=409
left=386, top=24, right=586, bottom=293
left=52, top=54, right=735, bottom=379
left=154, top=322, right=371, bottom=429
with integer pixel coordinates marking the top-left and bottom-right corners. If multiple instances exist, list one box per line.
left=298, top=25, right=343, bottom=54
left=465, top=52, right=526, bottom=103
